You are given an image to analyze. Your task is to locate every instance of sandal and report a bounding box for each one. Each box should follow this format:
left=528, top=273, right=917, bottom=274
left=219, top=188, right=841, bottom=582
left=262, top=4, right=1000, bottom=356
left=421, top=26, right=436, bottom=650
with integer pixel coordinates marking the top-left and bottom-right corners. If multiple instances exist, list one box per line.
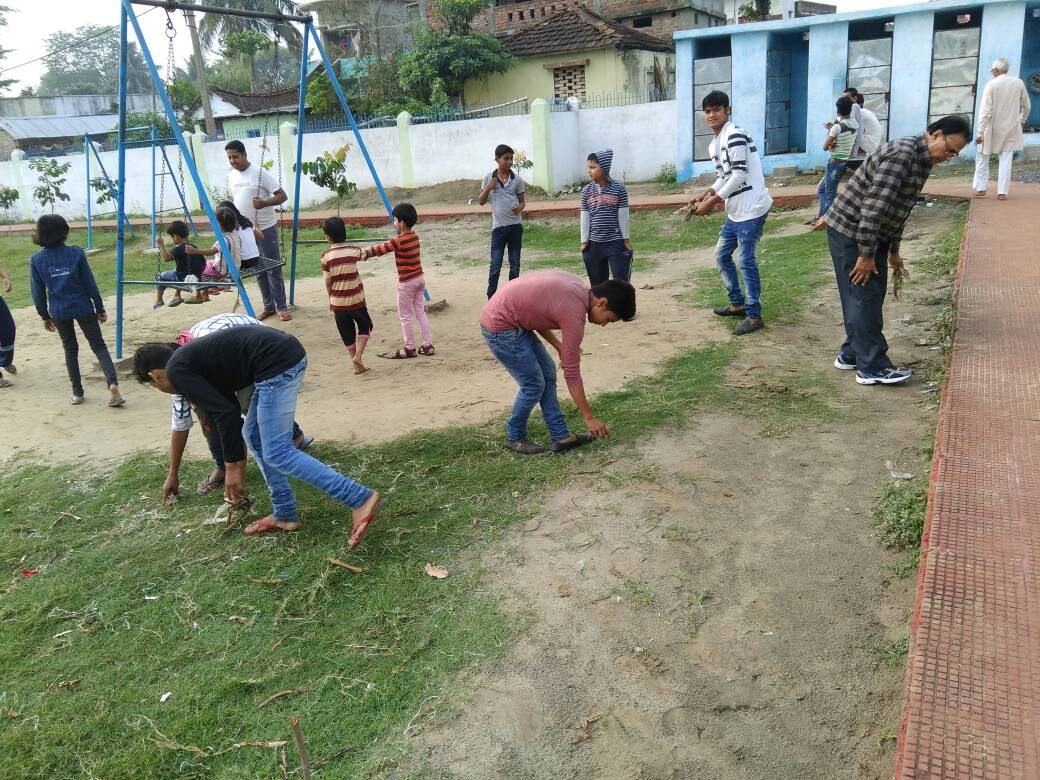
left=418, top=344, right=435, bottom=356
left=197, top=474, right=225, bottom=495
left=70, top=395, right=85, bottom=406
left=348, top=496, right=383, bottom=549
left=378, top=347, right=417, bottom=359
left=278, top=312, right=293, bottom=321
left=256, top=309, right=276, bottom=321
left=550, top=434, right=593, bottom=453
left=0, top=378, right=12, bottom=389
left=244, top=516, right=301, bottom=536
left=5, top=365, right=16, bottom=375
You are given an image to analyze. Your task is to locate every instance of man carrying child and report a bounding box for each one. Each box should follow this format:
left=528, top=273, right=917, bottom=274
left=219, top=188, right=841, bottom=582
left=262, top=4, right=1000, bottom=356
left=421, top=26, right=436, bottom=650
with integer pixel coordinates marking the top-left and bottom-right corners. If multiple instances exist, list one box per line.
left=480, top=270, right=636, bottom=454
left=479, top=144, right=526, bottom=299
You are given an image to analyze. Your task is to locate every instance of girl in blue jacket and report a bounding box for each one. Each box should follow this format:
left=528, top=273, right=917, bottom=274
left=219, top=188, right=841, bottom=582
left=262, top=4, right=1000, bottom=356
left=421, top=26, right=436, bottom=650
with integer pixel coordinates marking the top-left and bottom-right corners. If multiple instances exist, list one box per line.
left=29, top=215, right=124, bottom=407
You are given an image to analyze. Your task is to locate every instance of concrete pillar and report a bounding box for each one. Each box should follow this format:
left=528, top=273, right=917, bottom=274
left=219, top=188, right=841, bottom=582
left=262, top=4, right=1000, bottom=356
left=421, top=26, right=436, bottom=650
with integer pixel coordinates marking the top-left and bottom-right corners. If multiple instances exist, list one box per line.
left=183, top=132, right=201, bottom=211
left=279, top=121, right=297, bottom=201
left=730, top=31, right=769, bottom=157
left=397, top=112, right=416, bottom=189
left=9, top=149, right=33, bottom=220
left=973, top=2, right=1027, bottom=159
left=675, top=39, right=695, bottom=181
left=530, top=98, right=554, bottom=193
left=806, top=21, right=850, bottom=169
left=890, top=12, right=935, bottom=140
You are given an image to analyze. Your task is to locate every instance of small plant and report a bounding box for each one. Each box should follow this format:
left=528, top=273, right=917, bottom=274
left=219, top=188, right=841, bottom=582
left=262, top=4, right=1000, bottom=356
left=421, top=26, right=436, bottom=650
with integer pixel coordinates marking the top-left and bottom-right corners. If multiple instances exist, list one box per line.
left=0, top=185, right=19, bottom=226
left=874, top=477, right=928, bottom=550
left=655, top=163, right=677, bottom=184
left=511, top=150, right=534, bottom=173
left=27, top=157, right=71, bottom=213
left=298, top=145, right=357, bottom=215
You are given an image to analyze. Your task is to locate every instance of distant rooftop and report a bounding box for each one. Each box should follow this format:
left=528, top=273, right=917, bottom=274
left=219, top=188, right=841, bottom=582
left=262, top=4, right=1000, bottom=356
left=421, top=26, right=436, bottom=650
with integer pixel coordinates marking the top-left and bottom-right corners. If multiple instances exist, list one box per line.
left=0, top=114, right=120, bottom=140
left=499, top=7, right=675, bottom=57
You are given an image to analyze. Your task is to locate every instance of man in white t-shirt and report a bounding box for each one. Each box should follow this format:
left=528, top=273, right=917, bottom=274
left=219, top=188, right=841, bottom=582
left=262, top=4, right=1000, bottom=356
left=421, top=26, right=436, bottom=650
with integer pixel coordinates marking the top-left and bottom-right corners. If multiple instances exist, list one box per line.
left=854, top=94, right=884, bottom=156
left=225, top=140, right=291, bottom=321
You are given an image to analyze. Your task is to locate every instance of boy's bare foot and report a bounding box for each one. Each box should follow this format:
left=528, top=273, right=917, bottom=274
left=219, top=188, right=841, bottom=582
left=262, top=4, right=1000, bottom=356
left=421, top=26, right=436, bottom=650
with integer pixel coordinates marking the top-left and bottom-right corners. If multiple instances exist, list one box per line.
left=349, top=491, right=382, bottom=548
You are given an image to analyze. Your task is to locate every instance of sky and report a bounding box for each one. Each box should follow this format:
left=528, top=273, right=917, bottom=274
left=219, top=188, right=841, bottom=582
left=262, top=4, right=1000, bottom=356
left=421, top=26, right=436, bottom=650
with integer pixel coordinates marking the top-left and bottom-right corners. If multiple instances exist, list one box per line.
left=0, top=0, right=917, bottom=98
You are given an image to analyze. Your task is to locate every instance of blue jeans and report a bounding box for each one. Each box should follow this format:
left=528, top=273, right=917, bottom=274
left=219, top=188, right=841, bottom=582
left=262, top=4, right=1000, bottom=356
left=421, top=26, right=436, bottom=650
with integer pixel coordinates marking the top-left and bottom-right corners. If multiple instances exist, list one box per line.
left=256, top=226, right=288, bottom=313
left=156, top=269, right=183, bottom=294
left=817, top=161, right=846, bottom=218
left=481, top=326, right=570, bottom=443
left=243, top=357, right=371, bottom=521
left=488, top=223, right=523, bottom=298
left=715, top=214, right=766, bottom=319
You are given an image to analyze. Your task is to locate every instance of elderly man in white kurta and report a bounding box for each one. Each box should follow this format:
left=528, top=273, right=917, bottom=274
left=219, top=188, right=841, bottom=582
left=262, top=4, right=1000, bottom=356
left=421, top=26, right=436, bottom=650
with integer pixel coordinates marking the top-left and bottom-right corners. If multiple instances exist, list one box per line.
left=973, top=58, right=1031, bottom=200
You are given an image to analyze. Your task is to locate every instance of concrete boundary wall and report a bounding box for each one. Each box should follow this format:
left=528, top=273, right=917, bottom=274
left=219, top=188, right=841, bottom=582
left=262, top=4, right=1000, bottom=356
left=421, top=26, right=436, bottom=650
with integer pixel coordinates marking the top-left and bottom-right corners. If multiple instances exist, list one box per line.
left=0, top=100, right=678, bottom=223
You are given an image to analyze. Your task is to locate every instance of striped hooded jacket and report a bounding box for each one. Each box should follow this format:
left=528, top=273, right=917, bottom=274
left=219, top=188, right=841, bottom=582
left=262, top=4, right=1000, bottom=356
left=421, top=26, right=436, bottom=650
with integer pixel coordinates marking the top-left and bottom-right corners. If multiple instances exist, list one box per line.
left=580, top=149, right=630, bottom=243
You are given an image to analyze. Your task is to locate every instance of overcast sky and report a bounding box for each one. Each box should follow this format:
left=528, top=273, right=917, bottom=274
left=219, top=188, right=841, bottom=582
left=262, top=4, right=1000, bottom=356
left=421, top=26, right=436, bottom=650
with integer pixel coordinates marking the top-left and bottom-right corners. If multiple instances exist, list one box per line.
left=0, top=0, right=916, bottom=98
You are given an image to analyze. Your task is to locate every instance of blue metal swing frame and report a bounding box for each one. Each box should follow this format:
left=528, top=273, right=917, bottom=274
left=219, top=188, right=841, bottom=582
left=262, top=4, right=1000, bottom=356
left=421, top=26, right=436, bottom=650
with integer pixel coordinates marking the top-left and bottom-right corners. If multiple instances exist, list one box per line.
left=115, top=0, right=402, bottom=357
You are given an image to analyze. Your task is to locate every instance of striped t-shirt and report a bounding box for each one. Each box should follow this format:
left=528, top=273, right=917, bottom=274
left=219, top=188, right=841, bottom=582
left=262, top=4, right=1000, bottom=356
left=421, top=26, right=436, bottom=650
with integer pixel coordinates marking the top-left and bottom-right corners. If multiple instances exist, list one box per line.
left=708, top=122, right=773, bottom=223
left=580, top=179, right=630, bottom=243
left=320, top=244, right=366, bottom=311
left=367, top=231, right=423, bottom=282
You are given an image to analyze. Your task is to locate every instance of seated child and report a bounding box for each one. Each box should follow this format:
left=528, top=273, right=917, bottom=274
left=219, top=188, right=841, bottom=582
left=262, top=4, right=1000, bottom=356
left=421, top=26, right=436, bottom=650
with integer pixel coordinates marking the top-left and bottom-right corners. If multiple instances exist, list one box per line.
left=187, top=207, right=244, bottom=293
left=321, top=216, right=372, bottom=374
left=361, top=203, right=434, bottom=359
left=154, top=220, right=205, bottom=309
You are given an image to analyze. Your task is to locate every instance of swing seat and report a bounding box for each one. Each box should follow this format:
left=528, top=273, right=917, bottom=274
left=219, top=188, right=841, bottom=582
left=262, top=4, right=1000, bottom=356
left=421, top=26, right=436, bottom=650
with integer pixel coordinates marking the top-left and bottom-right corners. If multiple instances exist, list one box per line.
left=236, top=255, right=286, bottom=280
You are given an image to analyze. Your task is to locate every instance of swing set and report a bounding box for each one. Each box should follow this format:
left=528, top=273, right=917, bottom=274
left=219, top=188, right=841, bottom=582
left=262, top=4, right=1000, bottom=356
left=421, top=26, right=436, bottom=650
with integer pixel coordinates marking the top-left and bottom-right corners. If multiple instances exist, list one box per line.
left=114, top=0, right=400, bottom=358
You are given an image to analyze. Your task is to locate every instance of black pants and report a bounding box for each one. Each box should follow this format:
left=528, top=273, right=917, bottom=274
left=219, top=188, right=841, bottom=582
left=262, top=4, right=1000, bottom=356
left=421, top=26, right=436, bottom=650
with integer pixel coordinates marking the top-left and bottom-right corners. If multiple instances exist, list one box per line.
left=333, top=308, right=373, bottom=348
left=488, top=223, right=523, bottom=298
left=53, top=317, right=118, bottom=397
left=582, top=239, right=632, bottom=285
left=827, top=227, right=893, bottom=373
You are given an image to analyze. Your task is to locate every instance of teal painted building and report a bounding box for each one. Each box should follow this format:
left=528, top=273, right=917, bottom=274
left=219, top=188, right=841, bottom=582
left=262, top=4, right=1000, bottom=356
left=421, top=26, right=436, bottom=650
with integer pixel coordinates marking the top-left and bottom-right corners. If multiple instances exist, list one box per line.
left=674, top=0, right=1040, bottom=179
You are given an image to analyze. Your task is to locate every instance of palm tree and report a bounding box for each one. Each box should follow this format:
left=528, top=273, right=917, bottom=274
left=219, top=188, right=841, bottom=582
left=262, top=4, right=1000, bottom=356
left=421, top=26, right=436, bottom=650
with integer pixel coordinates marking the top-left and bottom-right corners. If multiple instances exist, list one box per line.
left=196, top=0, right=303, bottom=53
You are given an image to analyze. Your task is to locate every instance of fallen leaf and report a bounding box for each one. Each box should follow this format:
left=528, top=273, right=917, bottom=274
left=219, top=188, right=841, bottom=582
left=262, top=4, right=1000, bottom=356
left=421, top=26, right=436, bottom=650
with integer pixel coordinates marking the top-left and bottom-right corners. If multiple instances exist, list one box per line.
left=424, top=563, right=449, bottom=579
left=55, top=680, right=80, bottom=690
left=558, top=584, right=574, bottom=598
left=228, top=615, right=255, bottom=626
left=160, top=692, right=173, bottom=704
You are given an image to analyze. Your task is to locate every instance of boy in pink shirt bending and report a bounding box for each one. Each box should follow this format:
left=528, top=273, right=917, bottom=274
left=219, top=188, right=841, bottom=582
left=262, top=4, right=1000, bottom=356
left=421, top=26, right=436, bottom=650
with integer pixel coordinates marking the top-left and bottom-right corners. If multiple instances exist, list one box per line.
left=479, top=270, right=636, bottom=454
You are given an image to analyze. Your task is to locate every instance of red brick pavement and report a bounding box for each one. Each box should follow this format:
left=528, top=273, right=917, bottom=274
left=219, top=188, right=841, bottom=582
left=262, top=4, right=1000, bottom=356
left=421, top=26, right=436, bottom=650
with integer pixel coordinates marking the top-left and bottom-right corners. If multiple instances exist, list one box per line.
left=894, top=186, right=1040, bottom=779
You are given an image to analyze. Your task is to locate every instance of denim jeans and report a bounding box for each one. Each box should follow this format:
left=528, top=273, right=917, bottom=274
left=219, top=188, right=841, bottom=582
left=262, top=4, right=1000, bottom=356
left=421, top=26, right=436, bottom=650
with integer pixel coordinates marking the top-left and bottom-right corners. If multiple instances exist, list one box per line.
left=156, top=269, right=182, bottom=294
left=582, top=239, right=632, bottom=285
left=243, top=357, right=371, bottom=521
left=0, top=296, right=14, bottom=371
left=53, top=317, right=118, bottom=397
left=256, top=226, right=288, bottom=313
left=200, top=402, right=303, bottom=473
left=488, top=223, right=523, bottom=298
left=481, top=326, right=570, bottom=443
left=715, top=214, right=767, bottom=319
left=827, top=227, right=894, bottom=373
left=817, top=160, right=846, bottom=218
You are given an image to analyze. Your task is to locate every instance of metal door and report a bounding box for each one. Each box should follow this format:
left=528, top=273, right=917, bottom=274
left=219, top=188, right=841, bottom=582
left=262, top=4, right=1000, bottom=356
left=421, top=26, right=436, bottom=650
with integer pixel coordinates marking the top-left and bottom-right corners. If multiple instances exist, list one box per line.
left=766, top=49, right=791, bottom=155
left=929, top=27, right=981, bottom=128
left=847, top=37, right=892, bottom=142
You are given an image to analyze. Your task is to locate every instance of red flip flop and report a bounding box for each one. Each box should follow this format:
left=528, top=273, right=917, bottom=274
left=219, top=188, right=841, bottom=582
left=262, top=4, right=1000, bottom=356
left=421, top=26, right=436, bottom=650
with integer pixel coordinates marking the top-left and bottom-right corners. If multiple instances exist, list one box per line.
left=244, top=517, right=300, bottom=535
left=348, top=498, right=382, bottom=548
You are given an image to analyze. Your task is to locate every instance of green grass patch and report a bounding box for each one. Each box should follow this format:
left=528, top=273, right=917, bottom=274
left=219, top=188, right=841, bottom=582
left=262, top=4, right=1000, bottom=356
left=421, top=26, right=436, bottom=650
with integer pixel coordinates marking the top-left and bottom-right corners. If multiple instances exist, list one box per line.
left=868, top=637, right=910, bottom=668
left=912, top=208, right=965, bottom=278
left=524, top=253, right=657, bottom=274
left=725, top=369, right=846, bottom=437
left=681, top=230, right=832, bottom=323
left=0, top=225, right=380, bottom=311
left=523, top=211, right=726, bottom=255
left=874, top=477, right=928, bottom=550
left=0, top=210, right=845, bottom=776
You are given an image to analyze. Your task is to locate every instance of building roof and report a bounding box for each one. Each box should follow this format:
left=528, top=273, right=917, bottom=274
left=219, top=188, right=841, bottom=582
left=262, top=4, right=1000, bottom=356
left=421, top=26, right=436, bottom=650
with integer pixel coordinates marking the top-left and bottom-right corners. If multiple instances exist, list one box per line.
left=0, top=114, right=119, bottom=140
left=207, top=86, right=301, bottom=117
left=498, top=8, right=675, bottom=58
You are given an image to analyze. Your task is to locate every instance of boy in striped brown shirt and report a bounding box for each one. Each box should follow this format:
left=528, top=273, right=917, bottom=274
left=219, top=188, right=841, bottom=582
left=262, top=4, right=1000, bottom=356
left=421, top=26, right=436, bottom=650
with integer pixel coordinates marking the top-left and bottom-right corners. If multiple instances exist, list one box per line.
left=361, top=203, right=434, bottom=359
left=321, top=217, right=373, bottom=374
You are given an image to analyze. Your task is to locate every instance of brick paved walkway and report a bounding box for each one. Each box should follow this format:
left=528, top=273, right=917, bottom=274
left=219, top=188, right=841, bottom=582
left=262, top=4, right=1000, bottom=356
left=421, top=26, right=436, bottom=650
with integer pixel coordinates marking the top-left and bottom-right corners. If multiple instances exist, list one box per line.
left=895, top=185, right=1040, bottom=779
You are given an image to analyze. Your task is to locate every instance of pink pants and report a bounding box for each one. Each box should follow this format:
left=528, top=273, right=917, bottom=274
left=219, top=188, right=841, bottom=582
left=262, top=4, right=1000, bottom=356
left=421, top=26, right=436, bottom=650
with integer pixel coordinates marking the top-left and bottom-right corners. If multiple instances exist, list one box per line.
left=397, top=275, right=432, bottom=350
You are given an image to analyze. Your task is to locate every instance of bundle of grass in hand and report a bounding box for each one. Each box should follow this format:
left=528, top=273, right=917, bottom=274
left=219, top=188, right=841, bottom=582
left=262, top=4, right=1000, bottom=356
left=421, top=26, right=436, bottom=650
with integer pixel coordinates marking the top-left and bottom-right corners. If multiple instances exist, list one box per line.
left=891, top=265, right=910, bottom=299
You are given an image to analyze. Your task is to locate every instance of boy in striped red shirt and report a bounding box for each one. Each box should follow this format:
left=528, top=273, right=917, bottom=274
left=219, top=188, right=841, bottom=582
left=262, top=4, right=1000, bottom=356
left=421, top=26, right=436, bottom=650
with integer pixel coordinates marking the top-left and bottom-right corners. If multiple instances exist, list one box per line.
left=361, top=203, right=434, bottom=359
left=321, top=217, right=373, bottom=374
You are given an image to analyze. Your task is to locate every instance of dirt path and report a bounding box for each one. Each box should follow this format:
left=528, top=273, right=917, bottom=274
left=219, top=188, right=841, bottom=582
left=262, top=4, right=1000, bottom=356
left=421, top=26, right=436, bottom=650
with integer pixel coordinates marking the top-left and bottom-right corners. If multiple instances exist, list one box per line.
left=1, top=215, right=719, bottom=466
left=378, top=206, right=959, bottom=779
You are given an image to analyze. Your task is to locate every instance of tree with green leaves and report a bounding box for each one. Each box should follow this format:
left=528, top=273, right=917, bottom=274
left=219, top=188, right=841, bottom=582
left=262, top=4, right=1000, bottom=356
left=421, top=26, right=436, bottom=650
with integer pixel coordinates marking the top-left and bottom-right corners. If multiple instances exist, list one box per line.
left=396, top=0, right=514, bottom=105
left=298, top=145, right=357, bottom=215
left=39, top=25, right=151, bottom=96
left=196, top=0, right=302, bottom=53
left=221, top=29, right=270, bottom=93
left=0, top=5, right=15, bottom=92
left=738, top=0, right=772, bottom=21
left=26, top=158, right=71, bottom=213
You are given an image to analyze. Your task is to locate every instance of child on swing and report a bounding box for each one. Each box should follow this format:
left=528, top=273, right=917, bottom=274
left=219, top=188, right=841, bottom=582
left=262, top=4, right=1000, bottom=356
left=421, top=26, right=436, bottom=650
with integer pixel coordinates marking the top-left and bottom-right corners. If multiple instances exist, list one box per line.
left=154, top=220, right=204, bottom=308
left=187, top=206, right=251, bottom=294
left=321, top=217, right=372, bottom=374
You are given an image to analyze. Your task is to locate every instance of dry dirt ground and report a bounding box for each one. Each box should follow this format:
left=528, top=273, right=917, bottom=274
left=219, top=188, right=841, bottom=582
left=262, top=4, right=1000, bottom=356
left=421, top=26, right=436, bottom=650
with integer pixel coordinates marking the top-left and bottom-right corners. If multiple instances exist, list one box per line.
left=373, top=206, right=960, bottom=780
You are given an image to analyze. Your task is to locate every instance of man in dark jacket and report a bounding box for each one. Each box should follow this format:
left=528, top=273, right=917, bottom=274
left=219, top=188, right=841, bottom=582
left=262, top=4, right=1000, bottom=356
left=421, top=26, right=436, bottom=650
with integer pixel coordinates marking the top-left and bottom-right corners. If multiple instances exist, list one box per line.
left=133, top=326, right=380, bottom=546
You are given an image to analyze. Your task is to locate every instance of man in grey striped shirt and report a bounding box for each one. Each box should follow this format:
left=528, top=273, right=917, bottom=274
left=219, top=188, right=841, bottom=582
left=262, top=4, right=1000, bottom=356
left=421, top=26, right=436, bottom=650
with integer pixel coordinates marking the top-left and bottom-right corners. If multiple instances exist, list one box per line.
left=825, top=115, right=970, bottom=386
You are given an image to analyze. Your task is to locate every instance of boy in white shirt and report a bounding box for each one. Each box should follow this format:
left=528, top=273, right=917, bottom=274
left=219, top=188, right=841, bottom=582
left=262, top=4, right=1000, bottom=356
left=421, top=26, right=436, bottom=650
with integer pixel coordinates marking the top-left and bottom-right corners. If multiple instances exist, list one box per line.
left=687, top=90, right=773, bottom=335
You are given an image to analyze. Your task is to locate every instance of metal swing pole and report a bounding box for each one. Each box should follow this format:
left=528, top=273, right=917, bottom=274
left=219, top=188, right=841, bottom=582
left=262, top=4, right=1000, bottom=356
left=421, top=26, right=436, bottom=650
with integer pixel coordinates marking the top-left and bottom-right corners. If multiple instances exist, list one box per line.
left=158, top=143, right=197, bottom=234
left=289, top=23, right=311, bottom=306
left=121, top=0, right=254, bottom=320
left=87, top=136, right=135, bottom=237
left=115, top=3, right=128, bottom=358
left=150, top=124, right=157, bottom=248
left=85, top=134, right=93, bottom=251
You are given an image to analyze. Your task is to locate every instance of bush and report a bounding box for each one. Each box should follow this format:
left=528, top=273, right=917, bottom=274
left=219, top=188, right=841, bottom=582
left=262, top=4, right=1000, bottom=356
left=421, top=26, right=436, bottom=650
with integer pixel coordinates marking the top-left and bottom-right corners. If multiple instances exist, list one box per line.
left=874, top=477, right=928, bottom=550
left=655, top=163, right=677, bottom=184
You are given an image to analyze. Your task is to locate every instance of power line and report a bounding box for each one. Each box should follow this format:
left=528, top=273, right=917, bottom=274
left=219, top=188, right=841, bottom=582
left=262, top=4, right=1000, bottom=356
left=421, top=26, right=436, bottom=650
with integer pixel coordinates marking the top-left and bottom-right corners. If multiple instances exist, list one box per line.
left=0, top=6, right=159, bottom=77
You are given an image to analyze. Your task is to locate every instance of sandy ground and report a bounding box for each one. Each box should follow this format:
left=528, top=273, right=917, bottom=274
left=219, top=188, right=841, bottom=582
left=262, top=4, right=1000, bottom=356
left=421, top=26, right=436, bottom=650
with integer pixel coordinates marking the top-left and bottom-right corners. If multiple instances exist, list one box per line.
left=374, top=204, right=960, bottom=780
left=1, top=214, right=719, bottom=467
